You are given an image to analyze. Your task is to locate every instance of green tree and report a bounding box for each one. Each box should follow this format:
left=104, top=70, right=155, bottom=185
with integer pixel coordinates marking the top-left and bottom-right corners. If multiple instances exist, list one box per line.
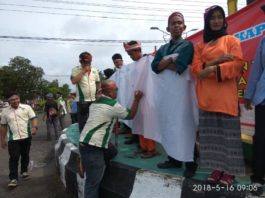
left=0, top=56, right=71, bottom=101
left=60, top=84, right=70, bottom=98
left=41, top=80, right=70, bottom=99
left=0, top=56, right=44, bottom=101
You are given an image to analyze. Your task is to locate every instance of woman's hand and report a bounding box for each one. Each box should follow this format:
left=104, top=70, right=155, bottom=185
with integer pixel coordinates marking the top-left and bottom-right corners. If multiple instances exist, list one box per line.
left=198, top=66, right=216, bottom=79
left=215, top=53, right=234, bottom=64
left=205, top=54, right=234, bottom=67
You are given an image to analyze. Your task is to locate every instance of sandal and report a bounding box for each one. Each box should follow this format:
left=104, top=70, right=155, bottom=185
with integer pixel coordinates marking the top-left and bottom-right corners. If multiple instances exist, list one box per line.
left=219, top=174, right=235, bottom=185
left=207, top=170, right=223, bottom=183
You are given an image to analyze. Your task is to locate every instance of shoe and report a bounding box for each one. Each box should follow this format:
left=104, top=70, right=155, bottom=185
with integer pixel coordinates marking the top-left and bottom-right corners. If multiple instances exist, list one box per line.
left=184, top=162, right=198, bottom=178
left=8, top=179, right=18, bottom=188
left=219, top=173, right=235, bottom=185
left=207, top=170, right=223, bottom=184
left=250, top=183, right=264, bottom=196
left=21, top=172, right=30, bottom=180
left=157, top=160, right=182, bottom=169
left=124, top=138, right=138, bottom=144
left=184, top=167, right=197, bottom=178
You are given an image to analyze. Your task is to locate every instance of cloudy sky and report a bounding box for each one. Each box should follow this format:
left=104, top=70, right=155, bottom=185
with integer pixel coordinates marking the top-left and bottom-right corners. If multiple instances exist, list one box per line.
left=0, top=0, right=246, bottom=91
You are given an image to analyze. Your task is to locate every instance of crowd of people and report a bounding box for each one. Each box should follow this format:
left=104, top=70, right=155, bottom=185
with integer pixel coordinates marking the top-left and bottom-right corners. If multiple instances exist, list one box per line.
left=0, top=4, right=264, bottom=198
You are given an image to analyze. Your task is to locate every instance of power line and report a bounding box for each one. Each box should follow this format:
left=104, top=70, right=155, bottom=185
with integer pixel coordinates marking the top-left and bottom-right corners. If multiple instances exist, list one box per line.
left=0, top=3, right=208, bottom=19
left=45, top=74, right=70, bottom=77
left=111, top=0, right=219, bottom=6
left=0, top=8, right=202, bottom=22
left=0, top=35, right=164, bottom=43
left=0, top=8, right=167, bottom=21
left=0, top=39, right=162, bottom=46
left=0, top=3, right=169, bottom=18
left=30, top=0, right=205, bottom=12
left=0, top=2, right=225, bottom=14
left=111, top=0, right=244, bottom=6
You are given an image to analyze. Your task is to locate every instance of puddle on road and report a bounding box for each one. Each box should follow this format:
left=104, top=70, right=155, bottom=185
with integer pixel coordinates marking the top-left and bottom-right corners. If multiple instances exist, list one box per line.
left=34, top=162, right=47, bottom=168
left=28, top=161, right=48, bottom=170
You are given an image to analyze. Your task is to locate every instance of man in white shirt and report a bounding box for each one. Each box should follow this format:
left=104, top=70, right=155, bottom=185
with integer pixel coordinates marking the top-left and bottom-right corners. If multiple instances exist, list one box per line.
left=0, top=93, right=38, bottom=188
left=71, top=52, right=101, bottom=132
left=56, top=92, right=67, bottom=130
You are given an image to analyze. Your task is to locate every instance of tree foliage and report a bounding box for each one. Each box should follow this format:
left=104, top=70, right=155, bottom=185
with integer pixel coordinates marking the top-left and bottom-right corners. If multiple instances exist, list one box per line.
left=46, top=79, right=70, bottom=98
left=0, top=56, right=70, bottom=101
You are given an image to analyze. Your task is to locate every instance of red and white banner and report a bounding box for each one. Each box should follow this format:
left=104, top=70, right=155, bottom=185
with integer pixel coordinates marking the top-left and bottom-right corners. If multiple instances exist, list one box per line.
left=188, top=0, right=265, bottom=136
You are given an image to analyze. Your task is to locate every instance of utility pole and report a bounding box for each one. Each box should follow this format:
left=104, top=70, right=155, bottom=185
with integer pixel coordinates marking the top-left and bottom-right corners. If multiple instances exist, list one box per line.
left=150, top=27, right=170, bottom=43
left=227, top=0, right=238, bottom=15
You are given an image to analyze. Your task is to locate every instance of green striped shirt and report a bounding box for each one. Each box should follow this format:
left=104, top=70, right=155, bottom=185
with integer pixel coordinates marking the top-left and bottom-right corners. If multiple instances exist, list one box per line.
left=79, top=97, right=130, bottom=148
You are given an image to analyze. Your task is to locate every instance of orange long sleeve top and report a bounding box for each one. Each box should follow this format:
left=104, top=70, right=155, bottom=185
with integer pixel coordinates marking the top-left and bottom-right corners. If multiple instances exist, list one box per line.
left=191, top=35, right=244, bottom=116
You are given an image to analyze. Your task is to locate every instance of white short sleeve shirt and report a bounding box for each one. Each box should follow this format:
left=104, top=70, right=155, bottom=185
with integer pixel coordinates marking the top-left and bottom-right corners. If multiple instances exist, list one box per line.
left=1, top=104, right=36, bottom=141
left=71, top=66, right=100, bottom=102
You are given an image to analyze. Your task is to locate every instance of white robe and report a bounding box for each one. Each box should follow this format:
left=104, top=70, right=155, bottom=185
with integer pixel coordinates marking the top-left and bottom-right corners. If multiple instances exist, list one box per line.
left=110, top=55, right=198, bottom=162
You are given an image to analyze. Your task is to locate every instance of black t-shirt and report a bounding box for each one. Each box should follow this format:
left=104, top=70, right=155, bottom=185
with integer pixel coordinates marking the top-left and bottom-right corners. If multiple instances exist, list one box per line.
left=44, top=100, right=58, bottom=117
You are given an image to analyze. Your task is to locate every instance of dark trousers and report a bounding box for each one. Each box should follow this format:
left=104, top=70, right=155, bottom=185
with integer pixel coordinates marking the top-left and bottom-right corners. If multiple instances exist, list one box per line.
left=70, top=113, right=78, bottom=124
left=8, top=137, right=32, bottom=180
left=58, top=114, right=66, bottom=130
left=251, top=105, right=265, bottom=184
left=77, top=102, right=92, bottom=133
left=46, top=117, right=60, bottom=140
left=79, top=143, right=118, bottom=198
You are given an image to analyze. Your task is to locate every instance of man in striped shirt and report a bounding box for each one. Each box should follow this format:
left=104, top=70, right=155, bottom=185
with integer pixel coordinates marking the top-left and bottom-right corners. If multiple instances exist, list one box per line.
left=0, top=93, right=38, bottom=188
left=79, top=80, right=143, bottom=198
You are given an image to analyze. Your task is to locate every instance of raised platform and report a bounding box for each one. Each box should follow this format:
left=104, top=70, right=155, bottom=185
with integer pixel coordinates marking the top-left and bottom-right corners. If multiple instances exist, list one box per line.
left=54, top=124, right=264, bottom=198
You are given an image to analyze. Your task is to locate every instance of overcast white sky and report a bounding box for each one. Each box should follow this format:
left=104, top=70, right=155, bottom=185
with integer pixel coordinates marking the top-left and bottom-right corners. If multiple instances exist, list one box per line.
left=0, top=0, right=247, bottom=91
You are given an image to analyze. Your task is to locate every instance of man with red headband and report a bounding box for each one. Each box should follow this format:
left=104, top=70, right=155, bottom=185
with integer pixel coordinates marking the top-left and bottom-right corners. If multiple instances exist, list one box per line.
left=71, top=52, right=101, bottom=132
left=122, top=40, right=157, bottom=158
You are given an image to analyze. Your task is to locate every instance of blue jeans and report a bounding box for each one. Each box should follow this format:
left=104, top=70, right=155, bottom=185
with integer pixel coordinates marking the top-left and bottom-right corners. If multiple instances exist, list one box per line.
left=79, top=144, right=105, bottom=198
